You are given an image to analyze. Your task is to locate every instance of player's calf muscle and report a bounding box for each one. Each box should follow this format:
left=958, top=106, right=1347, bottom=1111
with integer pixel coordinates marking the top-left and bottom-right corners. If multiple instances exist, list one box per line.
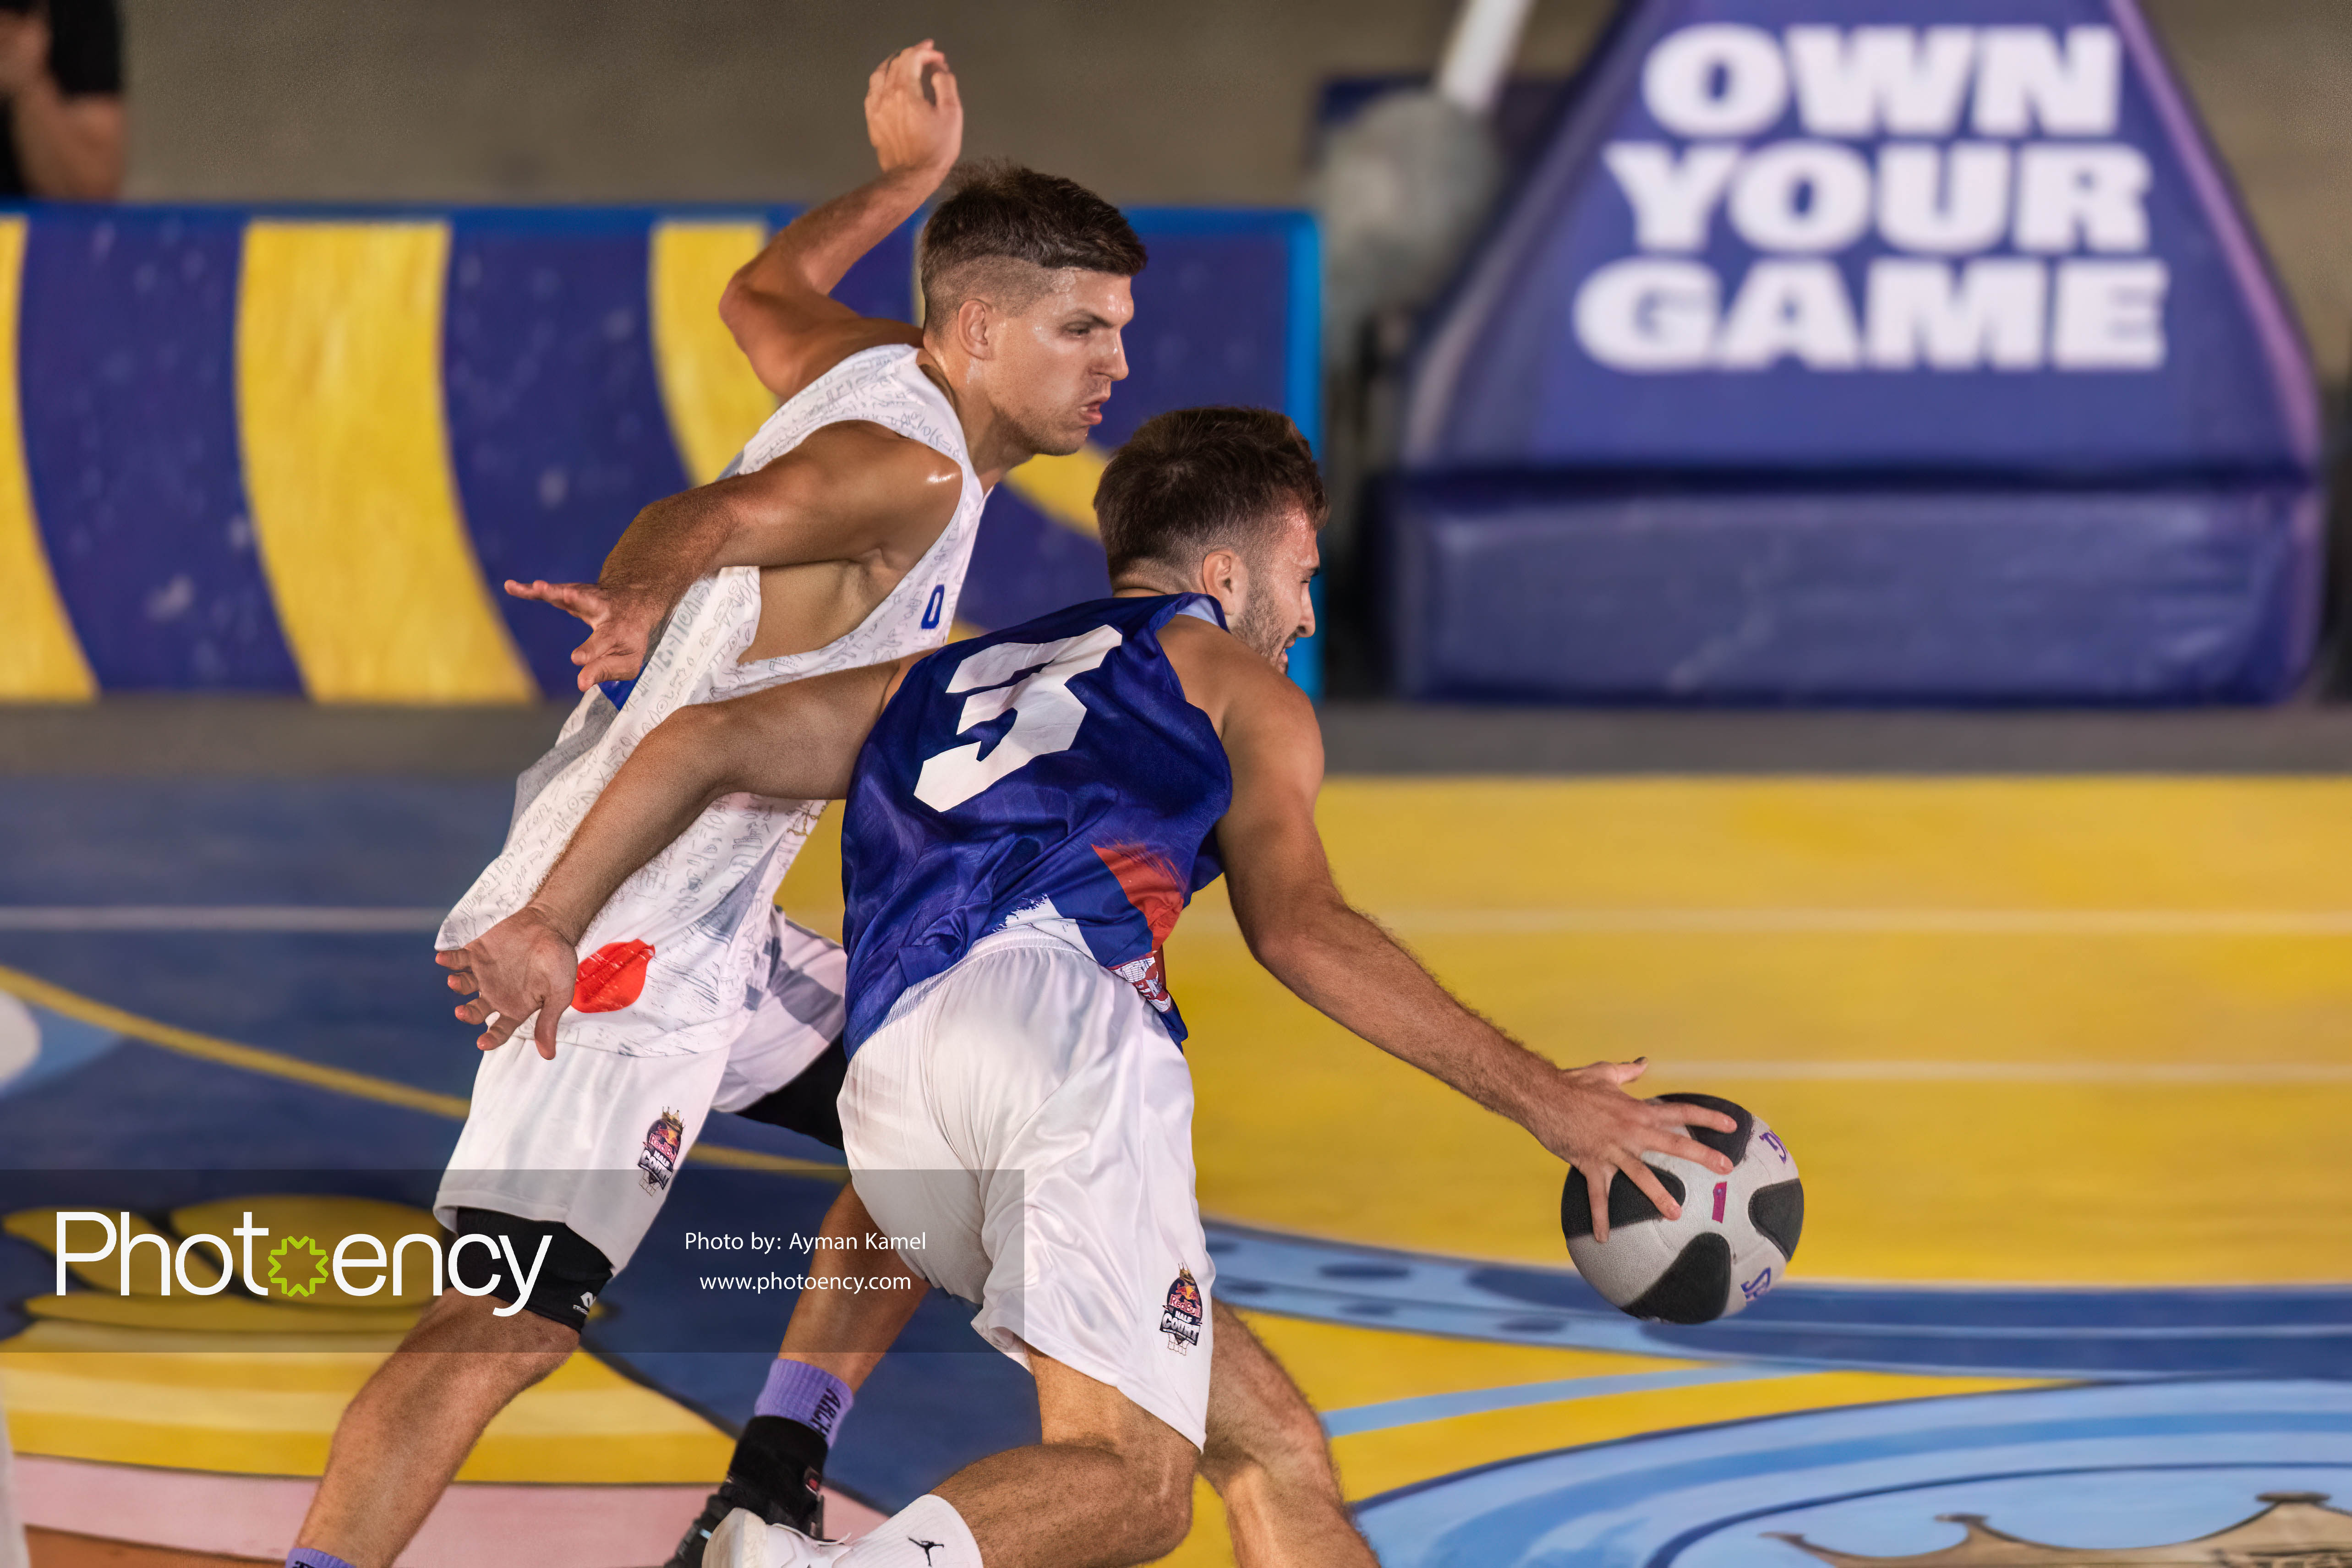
left=299, top=1297, right=574, bottom=1563
left=1201, top=1322, right=1343, bottom=1497
left=777, top=1185, right=927, bottom=1371
left=939, top=1354, right=1197, bottom=1565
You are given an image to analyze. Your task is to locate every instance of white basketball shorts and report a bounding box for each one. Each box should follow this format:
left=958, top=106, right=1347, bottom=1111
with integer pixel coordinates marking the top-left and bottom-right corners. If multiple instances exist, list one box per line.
left=840, top=929, right=1214, bottom=1449
left=435, top=911, right=845, bottom=1273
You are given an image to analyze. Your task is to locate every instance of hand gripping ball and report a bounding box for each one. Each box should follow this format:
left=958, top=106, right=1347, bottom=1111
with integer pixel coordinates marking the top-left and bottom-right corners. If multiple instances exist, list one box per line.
left=1559, top=1093, right=1803, bottom=1324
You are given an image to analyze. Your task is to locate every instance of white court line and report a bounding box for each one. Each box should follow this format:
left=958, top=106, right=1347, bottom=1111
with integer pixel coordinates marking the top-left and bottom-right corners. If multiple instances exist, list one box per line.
left=5, top=911, right=2346, bottom=1085
left=1653, top=1059, right=2352, bottom=1085
left=0, top=907, right=445, bottom=932
left=1186, top=907, right=2352, bottom=937
left=1378, top=907, right=2352, bottom=935
left=14, top=905, right=2352, bottom=937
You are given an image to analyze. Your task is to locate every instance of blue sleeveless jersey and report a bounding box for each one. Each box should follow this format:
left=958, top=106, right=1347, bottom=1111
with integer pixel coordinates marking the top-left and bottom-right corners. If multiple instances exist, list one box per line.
left=840, top=594, right=1234, bottom=1049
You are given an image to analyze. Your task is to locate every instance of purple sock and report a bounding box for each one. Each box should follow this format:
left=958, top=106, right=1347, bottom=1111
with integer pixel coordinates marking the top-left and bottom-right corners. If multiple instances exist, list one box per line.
left=755, top=1358, right=854, bottom=1444
left=287, top=1552, right=358, bottom=1568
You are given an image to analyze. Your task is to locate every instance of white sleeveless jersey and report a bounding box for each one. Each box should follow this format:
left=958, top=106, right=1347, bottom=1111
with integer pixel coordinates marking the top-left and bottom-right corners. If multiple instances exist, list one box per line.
left=439, top=344, right=987, bottom=1057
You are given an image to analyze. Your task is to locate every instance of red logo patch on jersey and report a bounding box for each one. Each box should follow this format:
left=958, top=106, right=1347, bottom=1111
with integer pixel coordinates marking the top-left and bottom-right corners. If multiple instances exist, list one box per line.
left=1094, top=843, right=1185, bottom=945
left=574, top=940, right=654, bottom=1013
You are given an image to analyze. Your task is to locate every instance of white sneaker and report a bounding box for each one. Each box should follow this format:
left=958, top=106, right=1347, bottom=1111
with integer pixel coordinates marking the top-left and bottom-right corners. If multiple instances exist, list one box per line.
left=704, top=1506, right=848, bottom=1568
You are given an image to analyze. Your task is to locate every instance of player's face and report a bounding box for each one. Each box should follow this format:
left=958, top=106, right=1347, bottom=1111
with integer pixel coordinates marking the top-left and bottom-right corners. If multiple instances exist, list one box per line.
left=1234, top=508, right=1321, bottom=673
left=994, top=270, right=1133, bottom=457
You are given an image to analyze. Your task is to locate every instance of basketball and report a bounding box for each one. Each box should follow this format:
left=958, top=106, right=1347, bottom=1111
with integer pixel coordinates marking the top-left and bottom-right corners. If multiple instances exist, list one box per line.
left=1560, top=1093, right=1803, bottom=1325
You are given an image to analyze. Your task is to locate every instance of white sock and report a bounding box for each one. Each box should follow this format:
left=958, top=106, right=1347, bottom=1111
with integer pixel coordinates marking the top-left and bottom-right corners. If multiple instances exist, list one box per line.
left=837, top=1493, right=982, bottom=1568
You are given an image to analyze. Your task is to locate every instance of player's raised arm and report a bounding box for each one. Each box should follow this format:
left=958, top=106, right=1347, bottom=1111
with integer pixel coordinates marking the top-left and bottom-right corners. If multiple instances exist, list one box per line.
left=722, top=40, right=960, bottom=398
left=1208, top=650, right=1737, bottom=1240
left=438, top=656, right=912, bottom=1057
left=503, top=41, right=969, bottom=690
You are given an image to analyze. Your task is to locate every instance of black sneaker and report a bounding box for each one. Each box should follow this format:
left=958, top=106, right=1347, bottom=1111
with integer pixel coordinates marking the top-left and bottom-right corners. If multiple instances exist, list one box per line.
left=665, top=1473, right=825, bottom=1567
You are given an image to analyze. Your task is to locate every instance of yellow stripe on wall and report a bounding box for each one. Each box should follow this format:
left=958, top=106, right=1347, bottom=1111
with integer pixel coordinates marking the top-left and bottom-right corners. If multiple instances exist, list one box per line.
left=0, top=217, right=97, bottom=701
left=649, top=221, right=777, bottom=484
left=1006, top=444, right=1109, bottom=535
left=237, top=221, right=536, bottom=704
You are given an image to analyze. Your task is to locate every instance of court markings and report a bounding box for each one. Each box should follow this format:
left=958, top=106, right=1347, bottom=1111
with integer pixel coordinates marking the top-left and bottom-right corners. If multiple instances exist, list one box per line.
left=1154, top=1316, right=2053, bottom=1568
left=1319, top=1366, right=1779, bottom=1437
left=1659, top=1058, right=2352, bottom=1083
left=7, top=951, right=1995, bottom=1552
left=1203, top=1223, right=2352, bottom=1380
left=11, top=774, right=2351, bottom=1563
left=22, top=902, right=2352, bottom=936
left=0, top=907, right=447, bottom=932
left=1346, top=1380, right=2352, bottom=1568
left=0, top=964, right=836, bottom=1177
left=1327, top=907, right=2352, bottom=935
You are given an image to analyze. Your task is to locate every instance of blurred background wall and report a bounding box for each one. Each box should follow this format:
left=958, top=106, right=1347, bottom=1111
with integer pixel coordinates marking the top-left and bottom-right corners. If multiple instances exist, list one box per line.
left=119, top=0, right=2352, bottom=382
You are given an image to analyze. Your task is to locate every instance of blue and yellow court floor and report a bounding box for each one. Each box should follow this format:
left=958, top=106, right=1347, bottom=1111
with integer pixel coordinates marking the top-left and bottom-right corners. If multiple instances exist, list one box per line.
left=0, top=774, right=2345, bottom=1564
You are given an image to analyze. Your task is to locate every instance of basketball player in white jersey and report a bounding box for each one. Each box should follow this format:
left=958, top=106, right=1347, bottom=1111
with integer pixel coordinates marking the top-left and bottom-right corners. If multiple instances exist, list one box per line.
left=287, top=45, right=1158, bottom=1568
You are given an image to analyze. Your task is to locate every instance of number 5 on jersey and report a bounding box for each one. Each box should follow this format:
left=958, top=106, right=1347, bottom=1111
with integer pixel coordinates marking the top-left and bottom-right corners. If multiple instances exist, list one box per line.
left=913, top=626, right=1123, bottom=812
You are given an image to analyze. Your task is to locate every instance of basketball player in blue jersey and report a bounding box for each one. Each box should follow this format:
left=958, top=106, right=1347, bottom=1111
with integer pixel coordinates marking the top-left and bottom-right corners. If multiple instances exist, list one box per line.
left=441, top=409, right=1738, bottom=1568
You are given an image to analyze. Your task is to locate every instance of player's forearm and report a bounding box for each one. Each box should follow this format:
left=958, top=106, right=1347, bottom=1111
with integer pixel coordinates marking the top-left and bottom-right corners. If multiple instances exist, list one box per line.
left=596, top=485, right=746, bottom=617
left=1252, top=899, right=1558, bottom=1129
left=529, top=672, right=881, bottom=936
left=527, top=711, right=738, bottom=941
left=11, top=82, right=123, bottom=200
left=725, top=167, right=941, bottom=323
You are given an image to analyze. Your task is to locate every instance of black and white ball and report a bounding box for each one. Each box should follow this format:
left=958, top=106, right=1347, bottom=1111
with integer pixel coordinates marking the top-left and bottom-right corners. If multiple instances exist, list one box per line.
left=1559, top=1093, right=1803, bottom=1324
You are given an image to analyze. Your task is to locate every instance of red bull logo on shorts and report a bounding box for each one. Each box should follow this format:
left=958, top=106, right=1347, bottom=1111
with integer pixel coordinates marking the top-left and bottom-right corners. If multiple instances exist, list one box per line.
left=637, top=1107, right=685, bottom=1195
left=1160, top=1267, right=1203, bottom=1355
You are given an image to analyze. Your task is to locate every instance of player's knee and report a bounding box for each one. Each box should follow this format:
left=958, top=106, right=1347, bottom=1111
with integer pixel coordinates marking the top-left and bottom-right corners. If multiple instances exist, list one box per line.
left=400, top=1287, right=577, bottom=1384
left=1202, top=1426, right=1341, bottom=1513
left=378, top=1211, right=609, bottom=1393
left=1202, top=1418, right=1318, bottom=1498
left=1201, top=1352, right=1340, bottom=1495
left=1127, top=1444, right=1195, bottom=1558
left=1259, top=1399, right=1341, bottom=1490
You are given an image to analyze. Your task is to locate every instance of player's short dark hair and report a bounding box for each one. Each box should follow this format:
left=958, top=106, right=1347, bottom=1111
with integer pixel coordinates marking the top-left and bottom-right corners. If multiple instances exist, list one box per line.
left=919, top=161, right=1147, bottom=327
left=1095, top=407, right=1327, bottom=576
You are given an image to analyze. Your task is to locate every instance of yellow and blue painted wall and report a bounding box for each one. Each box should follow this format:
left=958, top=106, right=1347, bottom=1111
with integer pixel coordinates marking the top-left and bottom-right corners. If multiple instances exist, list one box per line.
left=0, top=202, right=1319, bottom=705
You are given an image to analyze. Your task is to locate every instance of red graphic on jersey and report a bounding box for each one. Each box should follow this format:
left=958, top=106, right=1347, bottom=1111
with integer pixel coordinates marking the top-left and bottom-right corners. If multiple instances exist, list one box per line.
left=1096, top=844, right=1186, bottom=1015
left=573, top=940, right=655, bottom=1013
left=1094, top=843, right=1185, bottom=944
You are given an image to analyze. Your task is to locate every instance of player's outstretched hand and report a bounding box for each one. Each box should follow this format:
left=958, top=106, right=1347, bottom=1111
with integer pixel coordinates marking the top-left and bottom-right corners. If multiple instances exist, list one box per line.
left=1527, top=1060, right=1738, bottom=1242
left=866, top=39, right=961, bottom=181
left=505, top=579, right=658, bottom=690
left=436, top=905, right=579, bottom=1060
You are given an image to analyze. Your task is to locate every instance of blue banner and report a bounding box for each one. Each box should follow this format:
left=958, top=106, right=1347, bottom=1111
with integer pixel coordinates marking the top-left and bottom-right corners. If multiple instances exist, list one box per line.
left=1407, top=0, right=2316, bottom=476
left=1387, top=0, right=2321, bottom=702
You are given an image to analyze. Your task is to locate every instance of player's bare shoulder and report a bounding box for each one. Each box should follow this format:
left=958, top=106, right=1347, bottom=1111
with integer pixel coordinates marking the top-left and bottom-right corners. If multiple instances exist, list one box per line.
left=744, top=314, right=927, bottom=409
left=733, top=423, right=967, bottom=664
left=789, top=421, right=965, bottom=563
left=1159, top=611, right=1313, bottom=739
